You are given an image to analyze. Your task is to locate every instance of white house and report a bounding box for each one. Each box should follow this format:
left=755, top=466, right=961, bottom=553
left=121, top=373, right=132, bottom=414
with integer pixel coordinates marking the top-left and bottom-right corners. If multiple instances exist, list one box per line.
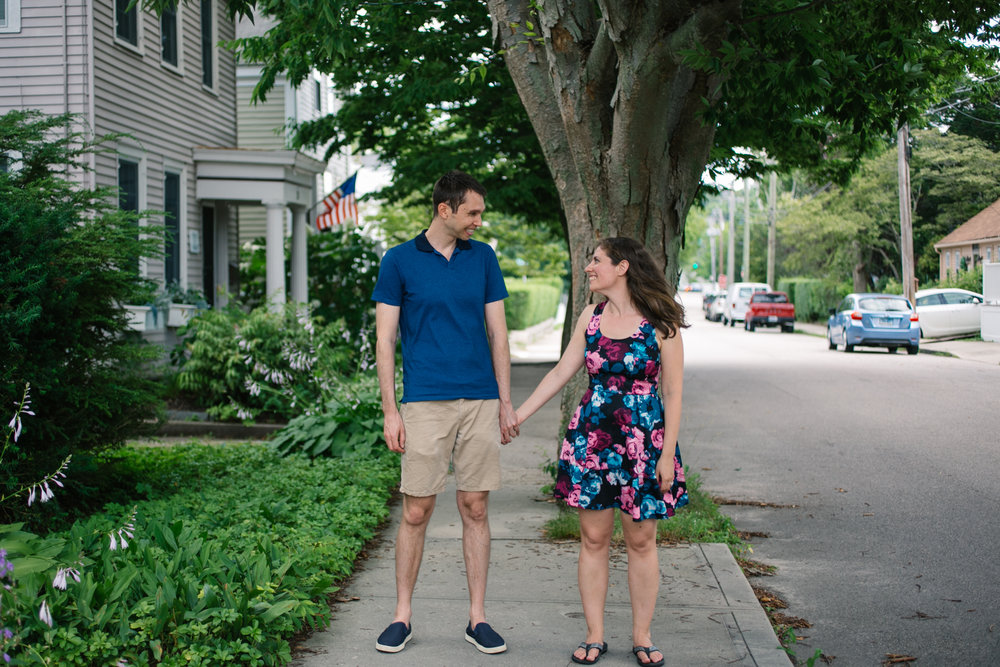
left=0, top=0, right=333, bottom=345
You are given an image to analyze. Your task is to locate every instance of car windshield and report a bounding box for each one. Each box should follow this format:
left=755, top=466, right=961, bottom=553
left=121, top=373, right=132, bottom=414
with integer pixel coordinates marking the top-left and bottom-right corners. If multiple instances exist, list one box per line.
left=858, top=297, right=910, bottom=312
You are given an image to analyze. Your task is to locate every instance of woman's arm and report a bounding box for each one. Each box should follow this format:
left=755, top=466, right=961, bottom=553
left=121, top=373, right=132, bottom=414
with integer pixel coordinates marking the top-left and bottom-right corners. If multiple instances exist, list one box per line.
left=514, top=305, right=594, bottom=425
left=656, top=329, right=684, bottom=488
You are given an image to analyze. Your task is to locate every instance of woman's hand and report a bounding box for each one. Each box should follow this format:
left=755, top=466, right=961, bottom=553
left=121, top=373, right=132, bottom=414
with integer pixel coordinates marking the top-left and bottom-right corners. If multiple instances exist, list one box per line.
left=656, top=454, right=675, bottom=491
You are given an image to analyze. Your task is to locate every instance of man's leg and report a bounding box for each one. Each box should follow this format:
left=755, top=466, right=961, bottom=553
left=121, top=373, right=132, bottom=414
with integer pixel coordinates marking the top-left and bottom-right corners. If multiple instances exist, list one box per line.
left=456, top=489, right=490, bottom=626
left=393, top=493, right=437, bottom=624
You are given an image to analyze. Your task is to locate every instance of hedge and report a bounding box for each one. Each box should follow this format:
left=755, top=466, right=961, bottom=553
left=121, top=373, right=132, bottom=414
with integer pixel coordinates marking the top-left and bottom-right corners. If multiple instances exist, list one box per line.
left=504, top=277, right=563, bottom=330
left=777, top=278, right=849, bottom=322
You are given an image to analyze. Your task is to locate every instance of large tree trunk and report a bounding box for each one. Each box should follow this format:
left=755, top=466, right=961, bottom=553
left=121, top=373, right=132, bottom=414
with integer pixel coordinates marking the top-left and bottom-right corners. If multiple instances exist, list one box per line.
left=488, top=0, right=740, bottom=426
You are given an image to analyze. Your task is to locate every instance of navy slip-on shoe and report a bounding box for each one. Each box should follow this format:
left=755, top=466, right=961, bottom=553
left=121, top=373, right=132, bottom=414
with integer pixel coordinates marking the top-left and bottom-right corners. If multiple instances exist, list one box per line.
left=376, top=621, right=412, bottom=653
left=465, top=622, right=507, bottom=654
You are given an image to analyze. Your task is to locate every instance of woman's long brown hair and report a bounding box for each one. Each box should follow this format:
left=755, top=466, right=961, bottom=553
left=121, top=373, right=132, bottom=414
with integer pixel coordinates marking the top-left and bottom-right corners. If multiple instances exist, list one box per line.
left=598, top=237, right=689, bottom=338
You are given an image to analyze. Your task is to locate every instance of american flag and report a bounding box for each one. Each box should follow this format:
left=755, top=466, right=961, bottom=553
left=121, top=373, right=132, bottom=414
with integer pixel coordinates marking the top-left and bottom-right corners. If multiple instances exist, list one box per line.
left=315, top=171, right=359, bottom=231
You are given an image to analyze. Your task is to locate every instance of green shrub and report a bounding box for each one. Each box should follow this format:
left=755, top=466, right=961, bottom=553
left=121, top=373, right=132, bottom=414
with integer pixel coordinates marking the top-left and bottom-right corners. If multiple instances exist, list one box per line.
left=778, top=277, right=848, bottom=321
left=6, top=442, right=399, bottom=665
left=173, top=304, right=356, bottom=422
left=239, top=228, right=380, bottom=361
left=0, top=109, right=164, bottom=499
left=269, top=374, right=384, bottom=458
left=504, top=278, right=562, bottom=330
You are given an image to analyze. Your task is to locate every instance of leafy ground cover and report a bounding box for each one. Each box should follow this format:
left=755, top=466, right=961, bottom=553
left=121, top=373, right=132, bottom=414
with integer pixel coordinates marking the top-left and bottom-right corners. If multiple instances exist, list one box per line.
left=542, top=471, right=744, bottom=549
left=3, top=441, right=398, bottom=665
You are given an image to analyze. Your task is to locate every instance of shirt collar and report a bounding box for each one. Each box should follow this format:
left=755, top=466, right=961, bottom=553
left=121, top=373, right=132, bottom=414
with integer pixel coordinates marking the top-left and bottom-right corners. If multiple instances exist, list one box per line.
left=415, top=230, right=471, bottom=253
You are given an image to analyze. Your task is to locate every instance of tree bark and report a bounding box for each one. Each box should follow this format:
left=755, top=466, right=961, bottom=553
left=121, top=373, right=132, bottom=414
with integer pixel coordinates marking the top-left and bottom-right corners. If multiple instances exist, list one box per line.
left=489, top=0, right=741, bottom=425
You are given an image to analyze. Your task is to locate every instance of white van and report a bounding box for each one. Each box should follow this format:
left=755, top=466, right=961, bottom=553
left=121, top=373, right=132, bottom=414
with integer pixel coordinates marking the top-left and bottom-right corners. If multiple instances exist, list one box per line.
left=722, top=282, right=771, bottom=327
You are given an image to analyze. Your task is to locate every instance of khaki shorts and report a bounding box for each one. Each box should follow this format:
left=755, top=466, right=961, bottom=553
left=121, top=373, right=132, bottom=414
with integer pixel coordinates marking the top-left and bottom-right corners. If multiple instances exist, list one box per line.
left=399, top=399, right=502, bottom=497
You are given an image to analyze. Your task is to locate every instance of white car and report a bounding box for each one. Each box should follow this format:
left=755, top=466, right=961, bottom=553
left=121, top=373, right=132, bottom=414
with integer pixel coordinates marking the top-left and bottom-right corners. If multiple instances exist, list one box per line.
left=914, top=288, right=983, bottom=338
left=722, top=282, right=771, bottom=327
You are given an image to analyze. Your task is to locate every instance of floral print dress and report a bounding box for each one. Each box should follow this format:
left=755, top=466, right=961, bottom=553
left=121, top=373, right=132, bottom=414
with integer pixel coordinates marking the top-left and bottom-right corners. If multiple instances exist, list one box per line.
left=553, top=301, right=688, bottom=521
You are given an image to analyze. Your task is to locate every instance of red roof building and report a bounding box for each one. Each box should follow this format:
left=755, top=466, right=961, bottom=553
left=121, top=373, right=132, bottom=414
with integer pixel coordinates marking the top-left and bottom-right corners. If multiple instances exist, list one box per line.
left=934, top=198, right=1000, bottom=282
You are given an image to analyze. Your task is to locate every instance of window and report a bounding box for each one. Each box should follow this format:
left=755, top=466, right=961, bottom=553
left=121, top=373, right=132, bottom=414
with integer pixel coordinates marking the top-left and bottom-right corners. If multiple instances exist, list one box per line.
left=314, top=80, right=322, bottom=111
left=119, top=159, right=141, bottom=273
left=1, top=0, right=21, bottom=33
left=115, top=0, right=138, bottom=46
left=161, top=3, right=178, bottom=67
left=988, top=247, right=992, bottom=264
left=201, top=0, right=214, bottom=88
left=164, top=172, right=182, bottom=284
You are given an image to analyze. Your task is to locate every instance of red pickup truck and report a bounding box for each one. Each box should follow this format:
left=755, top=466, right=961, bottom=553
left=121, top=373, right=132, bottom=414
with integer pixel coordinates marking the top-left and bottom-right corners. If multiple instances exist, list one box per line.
left=745, top=292, right=795, bottom=333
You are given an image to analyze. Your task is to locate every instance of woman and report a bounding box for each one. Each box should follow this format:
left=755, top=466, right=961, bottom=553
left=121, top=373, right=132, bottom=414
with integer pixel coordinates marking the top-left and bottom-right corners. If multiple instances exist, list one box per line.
left=515, top=237, right=688, bottom=666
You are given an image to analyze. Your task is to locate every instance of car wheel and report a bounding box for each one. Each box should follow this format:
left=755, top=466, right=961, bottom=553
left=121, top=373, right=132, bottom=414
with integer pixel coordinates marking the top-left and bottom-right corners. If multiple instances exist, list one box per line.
left=843, top=339, right=854, bottom=353
left=888, top=346, right=898, bottom=354
left=907, top=344, right=919, bottom=355
left=782, top=324, right=794, bottom=333
left=827, top=329, right=836, bottom=350
left=729, top=318, right=736, bottom=327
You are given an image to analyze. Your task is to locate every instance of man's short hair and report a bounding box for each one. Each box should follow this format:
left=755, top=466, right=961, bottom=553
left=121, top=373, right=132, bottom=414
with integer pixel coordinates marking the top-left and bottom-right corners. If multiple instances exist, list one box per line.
left=433, top=170, right=486, bottom=215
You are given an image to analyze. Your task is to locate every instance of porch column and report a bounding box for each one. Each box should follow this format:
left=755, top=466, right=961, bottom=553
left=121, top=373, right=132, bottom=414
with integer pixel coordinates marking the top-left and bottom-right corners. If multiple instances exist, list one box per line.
left=214, top=203, right=231, bottom=309
left=290, top=206, right=309, bottom=305
left=264, top=200, right=287, bottom=311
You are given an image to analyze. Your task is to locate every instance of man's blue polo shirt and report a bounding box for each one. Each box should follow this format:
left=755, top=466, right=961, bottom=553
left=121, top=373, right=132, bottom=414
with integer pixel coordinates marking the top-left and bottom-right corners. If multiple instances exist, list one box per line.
left=372, top=231, right=508, bottom=403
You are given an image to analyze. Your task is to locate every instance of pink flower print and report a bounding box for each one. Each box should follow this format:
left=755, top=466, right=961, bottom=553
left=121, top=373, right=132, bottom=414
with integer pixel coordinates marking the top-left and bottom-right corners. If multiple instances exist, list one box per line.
left=613, top=407, right=633, bottom=427
left=626, top=435, right=643, bottom=460
left=568, top=407, right=581, bottom=430
left=586, top=315, right=600, bottom=335
left=567, top=489, right=582, bottom=506
left=585, top=351, right=604, bottom=374
left=645, top=360, right=657, bottom=377
left=674, top=457, right=686, bottom=482
left=620, top=486, right=636, bottom=512
left=631, top=380, right=652, bottom=395
left=588, top=429, right=612, bottom=452
left=585, top=452, right=600, bottom=469
left=560, top=439, right=574, bottom=459
left=651, top=428, right=664, bottom=450
left=603, top=340, right=628, bottom=360
left=606, top=375, right=625, bottom=392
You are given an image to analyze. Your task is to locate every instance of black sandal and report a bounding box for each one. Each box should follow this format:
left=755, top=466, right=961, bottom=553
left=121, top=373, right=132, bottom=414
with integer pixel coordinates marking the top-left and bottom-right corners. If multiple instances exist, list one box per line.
left=632, top=645, right=664, bottom=667
left=571, top=641, right=608, bottom=665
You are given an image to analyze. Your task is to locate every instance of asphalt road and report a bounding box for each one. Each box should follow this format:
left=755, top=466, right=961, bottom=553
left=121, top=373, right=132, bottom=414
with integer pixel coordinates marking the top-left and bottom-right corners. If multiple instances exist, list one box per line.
left=679, top=294, right=1000, bottom=666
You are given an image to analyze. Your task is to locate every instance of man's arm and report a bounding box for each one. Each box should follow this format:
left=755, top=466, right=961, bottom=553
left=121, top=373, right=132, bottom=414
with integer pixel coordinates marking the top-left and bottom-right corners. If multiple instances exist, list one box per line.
left=484, top=299, right=518, bottom=444
left=375, top=302, right=406, bottom=453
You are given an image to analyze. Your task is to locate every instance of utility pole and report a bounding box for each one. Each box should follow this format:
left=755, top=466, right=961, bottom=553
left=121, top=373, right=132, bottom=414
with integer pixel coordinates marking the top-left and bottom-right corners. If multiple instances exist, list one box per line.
left=727, top=189, right=736, bottom=288
left=898, top=122, right=916, bottom=306
left=742, top=179, right=752, bottom=281
left=767, top=171, right=777, bottom=288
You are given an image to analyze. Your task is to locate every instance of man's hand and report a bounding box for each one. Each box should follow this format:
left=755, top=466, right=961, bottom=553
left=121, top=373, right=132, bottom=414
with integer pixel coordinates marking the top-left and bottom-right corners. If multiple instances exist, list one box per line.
left=499, top=399, right=519, bottom=445
left=383, top=410, right=406, bottom=453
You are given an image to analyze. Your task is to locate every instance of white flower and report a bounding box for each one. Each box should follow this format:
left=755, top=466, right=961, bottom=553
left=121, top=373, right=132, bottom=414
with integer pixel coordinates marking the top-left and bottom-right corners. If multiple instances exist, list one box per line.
left=38, top=600, right=53, bottom=627
left=52, top=567, right=80, bottom=590
left=27, top=485, right=36, bottom=506
left=109, top=532, right=118, bottom=551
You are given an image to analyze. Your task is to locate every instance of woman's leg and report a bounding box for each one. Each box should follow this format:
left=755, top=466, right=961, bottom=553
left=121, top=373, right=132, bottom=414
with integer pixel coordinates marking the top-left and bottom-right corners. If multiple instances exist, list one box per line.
left=574, top=508, right=614, bottom=661
left=620, top=516, right=663, bottom=665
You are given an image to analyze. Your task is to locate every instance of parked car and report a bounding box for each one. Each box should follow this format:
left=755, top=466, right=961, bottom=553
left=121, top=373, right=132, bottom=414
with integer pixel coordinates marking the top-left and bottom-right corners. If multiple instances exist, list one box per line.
left=702, top=290, right=726, bottom=321
left=722, top=282, right=771, bottom=327
left=708, top=291, right=728, bottom=322
left=827, top=293, right=920, bottom=354
left=914, top=288, right=983, bottom=338
left=745, top=292, right=795, bottom=332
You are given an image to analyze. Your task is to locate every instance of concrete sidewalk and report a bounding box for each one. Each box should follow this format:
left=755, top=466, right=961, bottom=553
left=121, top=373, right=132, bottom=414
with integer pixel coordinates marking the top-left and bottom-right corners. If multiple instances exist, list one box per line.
left=290, top=363, right=790, bottom=667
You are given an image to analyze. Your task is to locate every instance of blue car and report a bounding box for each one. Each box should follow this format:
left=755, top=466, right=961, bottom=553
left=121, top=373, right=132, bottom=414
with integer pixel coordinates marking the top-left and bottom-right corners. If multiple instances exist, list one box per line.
left=827, top=293, right=920, bottom=354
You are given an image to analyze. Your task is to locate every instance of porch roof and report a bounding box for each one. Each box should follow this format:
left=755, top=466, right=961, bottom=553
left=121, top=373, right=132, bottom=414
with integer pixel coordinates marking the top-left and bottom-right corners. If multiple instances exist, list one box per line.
left=193, top=148, right=326, bottom=207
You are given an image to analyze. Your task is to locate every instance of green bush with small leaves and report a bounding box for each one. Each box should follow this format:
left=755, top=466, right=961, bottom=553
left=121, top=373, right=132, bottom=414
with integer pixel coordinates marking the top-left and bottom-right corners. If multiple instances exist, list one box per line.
left=4, top=442, right=398, bottom=665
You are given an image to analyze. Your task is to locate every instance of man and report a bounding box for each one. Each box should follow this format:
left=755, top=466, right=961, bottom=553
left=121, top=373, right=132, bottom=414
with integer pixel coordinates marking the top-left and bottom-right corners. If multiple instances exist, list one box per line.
left=371, top=170, right=519, bottom=655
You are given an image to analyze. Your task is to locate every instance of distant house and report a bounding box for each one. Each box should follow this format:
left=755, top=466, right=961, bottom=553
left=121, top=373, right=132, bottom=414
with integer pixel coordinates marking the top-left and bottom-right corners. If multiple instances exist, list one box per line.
left=934, top=198, right=1000, bottom=283
left=0, top=0, right=336, bottom=346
